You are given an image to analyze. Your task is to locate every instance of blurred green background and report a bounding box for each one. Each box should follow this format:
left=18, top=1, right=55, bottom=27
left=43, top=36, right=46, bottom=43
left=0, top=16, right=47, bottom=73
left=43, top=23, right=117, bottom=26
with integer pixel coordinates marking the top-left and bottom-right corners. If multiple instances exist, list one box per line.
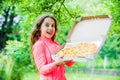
left=0, top=0, right=120, bottom=80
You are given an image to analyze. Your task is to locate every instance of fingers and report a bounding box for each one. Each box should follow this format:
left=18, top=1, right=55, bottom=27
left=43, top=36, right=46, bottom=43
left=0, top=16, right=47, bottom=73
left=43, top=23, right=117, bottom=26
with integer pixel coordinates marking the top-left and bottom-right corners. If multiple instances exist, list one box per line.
left=55, top=58, right=64, bottom=66
left=55, top=58, right=67, bottom=66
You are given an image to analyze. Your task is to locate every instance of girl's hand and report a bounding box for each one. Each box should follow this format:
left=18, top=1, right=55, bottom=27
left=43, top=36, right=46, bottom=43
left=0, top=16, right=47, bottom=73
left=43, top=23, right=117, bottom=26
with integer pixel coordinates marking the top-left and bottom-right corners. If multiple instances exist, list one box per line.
left=54, top=58, right=64, bottom=66
left=54, top=58, right=73, bottom=66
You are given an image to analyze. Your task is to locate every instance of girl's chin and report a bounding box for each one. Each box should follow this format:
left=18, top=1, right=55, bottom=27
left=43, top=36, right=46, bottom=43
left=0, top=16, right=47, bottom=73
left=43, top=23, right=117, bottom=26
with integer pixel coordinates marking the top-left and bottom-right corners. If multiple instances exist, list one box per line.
left=43, top=34, right=54, bottom=38
left=46, top=35, right=53, bottom=38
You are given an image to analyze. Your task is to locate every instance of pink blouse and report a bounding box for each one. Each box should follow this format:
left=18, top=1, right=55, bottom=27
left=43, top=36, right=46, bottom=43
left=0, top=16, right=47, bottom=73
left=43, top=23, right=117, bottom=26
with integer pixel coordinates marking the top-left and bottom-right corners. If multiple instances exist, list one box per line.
left=32, top=37, right=74, bottom=80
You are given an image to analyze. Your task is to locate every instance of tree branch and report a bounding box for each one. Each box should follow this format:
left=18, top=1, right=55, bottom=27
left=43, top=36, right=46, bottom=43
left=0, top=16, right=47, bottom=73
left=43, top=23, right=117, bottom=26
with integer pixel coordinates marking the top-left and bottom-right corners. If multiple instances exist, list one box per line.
left=62, top=2, right=73, bottom=18
left=1, top=7, right=10, bottom=29
left=57, top=0, right=65, bottom=12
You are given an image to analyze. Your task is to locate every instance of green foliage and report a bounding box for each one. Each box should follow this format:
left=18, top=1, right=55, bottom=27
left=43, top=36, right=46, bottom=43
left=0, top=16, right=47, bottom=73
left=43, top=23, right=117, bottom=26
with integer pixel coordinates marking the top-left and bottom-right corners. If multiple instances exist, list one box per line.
left=0, top=0, right=19, bottom=49
left=101, top=0, right=120, bottom=54
left=0, top=54, right=7, bottom=80
left=3, top=40, right=34, bottom=80
left=0, top=54, right=14, bottom=80
left=93, top=56, right=120, bottom=69
left=100, top=35, right=118, bottom=59
left=1, top=0, right=120, bottom=79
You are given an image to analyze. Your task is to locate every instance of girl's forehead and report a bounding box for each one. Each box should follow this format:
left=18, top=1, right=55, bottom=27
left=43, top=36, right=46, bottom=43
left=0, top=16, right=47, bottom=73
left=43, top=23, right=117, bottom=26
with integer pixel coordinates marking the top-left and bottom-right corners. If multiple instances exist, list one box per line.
left=43, top=17, right=55, bottom=24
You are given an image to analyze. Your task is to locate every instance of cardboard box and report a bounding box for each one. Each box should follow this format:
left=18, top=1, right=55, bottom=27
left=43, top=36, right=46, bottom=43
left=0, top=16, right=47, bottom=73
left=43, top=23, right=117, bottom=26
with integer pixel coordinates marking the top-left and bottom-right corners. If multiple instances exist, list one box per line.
left=52, top=15, right=112, bottom=62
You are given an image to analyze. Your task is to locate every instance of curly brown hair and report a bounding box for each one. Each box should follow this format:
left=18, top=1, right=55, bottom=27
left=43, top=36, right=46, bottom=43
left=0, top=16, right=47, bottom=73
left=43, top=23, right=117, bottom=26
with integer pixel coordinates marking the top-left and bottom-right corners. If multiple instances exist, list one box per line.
left=30, top=13, right=58, bottom=49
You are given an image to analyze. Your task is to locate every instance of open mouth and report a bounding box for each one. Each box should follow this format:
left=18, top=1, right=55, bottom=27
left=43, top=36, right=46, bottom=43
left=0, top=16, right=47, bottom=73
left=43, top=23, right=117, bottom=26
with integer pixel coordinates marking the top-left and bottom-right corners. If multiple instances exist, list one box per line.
left=47, top=31, right=53, bottom=35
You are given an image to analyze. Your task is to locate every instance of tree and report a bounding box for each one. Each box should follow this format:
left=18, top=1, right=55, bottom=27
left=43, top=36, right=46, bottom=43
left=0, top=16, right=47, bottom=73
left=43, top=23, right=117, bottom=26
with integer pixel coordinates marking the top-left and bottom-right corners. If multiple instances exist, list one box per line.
left=0, top=5, right=19, bottom=50
left=100, top=0, right=120, bottom=56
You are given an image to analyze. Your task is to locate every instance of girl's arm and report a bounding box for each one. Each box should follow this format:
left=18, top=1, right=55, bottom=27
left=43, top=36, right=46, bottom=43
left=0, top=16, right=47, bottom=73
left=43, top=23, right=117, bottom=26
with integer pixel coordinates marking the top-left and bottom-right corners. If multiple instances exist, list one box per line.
left=32, top=42, right=57, bottom=75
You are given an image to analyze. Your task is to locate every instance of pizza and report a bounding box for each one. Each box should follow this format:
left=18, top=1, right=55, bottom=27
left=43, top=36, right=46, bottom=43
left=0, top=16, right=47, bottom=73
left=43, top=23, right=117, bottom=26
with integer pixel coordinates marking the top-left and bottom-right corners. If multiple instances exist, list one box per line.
left=56, top=42, right=97, bottom=58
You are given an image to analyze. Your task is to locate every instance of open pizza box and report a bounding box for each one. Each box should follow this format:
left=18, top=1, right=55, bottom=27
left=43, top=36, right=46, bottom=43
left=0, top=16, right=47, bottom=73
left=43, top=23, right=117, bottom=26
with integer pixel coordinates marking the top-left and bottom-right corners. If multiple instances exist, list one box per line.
left=52, top=15, right=112, bottom=62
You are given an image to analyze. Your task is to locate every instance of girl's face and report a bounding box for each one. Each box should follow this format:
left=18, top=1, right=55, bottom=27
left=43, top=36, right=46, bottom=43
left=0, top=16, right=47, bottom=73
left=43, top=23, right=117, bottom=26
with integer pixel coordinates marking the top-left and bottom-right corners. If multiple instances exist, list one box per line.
left=40, top=17, right=55, bottom=38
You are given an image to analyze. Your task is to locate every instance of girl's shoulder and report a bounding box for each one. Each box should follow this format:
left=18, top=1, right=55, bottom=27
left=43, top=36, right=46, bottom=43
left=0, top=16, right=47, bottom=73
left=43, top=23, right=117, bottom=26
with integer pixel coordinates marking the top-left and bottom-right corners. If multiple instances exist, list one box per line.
left=33, top=39, right=45, bottom=47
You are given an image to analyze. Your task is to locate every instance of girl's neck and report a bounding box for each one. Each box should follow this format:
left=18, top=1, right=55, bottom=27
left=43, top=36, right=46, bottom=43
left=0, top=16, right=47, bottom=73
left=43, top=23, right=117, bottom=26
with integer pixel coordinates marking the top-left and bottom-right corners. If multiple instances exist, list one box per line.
left=40, top=37, right=52, bottom=41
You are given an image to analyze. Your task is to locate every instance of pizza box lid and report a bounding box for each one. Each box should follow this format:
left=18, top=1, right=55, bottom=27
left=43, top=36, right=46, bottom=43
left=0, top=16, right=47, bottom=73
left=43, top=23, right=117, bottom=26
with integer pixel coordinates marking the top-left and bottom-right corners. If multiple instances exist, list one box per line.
left=53, top=15, right=112, bottom=62
left=66, top=15, right=112, bottom=43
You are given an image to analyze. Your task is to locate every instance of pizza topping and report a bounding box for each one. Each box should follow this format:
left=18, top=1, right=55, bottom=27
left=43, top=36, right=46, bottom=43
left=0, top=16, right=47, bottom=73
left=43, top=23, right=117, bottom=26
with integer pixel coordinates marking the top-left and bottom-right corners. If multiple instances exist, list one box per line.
left=56, top=42, right=97, bottom=58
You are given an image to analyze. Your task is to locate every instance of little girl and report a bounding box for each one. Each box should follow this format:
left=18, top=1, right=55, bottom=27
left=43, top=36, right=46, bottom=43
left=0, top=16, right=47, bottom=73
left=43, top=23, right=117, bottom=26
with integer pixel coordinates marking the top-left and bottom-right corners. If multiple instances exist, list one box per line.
left=30, top=13, right=74, bottom=80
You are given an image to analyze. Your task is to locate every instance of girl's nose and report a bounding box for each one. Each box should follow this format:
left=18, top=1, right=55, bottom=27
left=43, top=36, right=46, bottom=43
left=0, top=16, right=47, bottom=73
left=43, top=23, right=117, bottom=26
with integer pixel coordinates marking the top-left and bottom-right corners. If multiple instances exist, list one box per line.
left=49, top=26, right=53, bottom=29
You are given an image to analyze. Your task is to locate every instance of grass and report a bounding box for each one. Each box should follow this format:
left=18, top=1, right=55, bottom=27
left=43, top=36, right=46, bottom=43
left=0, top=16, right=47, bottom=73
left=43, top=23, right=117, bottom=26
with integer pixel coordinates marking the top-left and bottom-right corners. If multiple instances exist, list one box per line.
left=22, top=72, right=39, bottom=80
left=65, top=71, right=120, bottom=80
left=22, top=71, right=120, bottom=80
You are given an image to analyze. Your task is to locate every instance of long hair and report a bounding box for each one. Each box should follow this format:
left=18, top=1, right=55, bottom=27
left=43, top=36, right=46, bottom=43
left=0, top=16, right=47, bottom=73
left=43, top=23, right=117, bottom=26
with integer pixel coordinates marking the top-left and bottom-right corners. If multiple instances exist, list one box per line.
left=30, top=14, right=58, bottom=69
left=30, top=13, right=58, bottom=50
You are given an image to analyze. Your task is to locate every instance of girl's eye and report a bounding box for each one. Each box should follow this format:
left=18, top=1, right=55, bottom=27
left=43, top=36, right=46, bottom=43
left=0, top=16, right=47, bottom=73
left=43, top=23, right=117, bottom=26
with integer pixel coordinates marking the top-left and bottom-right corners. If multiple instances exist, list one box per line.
left=45, top=23, right=49, bottom=27
left=52, top=24, right=55, bottom=28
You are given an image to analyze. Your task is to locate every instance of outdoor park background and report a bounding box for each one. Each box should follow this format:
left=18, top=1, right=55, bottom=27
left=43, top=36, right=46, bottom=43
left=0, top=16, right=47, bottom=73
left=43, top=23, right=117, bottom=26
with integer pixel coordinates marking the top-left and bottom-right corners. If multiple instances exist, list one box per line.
left=0, top=0, right=120, bottom=80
